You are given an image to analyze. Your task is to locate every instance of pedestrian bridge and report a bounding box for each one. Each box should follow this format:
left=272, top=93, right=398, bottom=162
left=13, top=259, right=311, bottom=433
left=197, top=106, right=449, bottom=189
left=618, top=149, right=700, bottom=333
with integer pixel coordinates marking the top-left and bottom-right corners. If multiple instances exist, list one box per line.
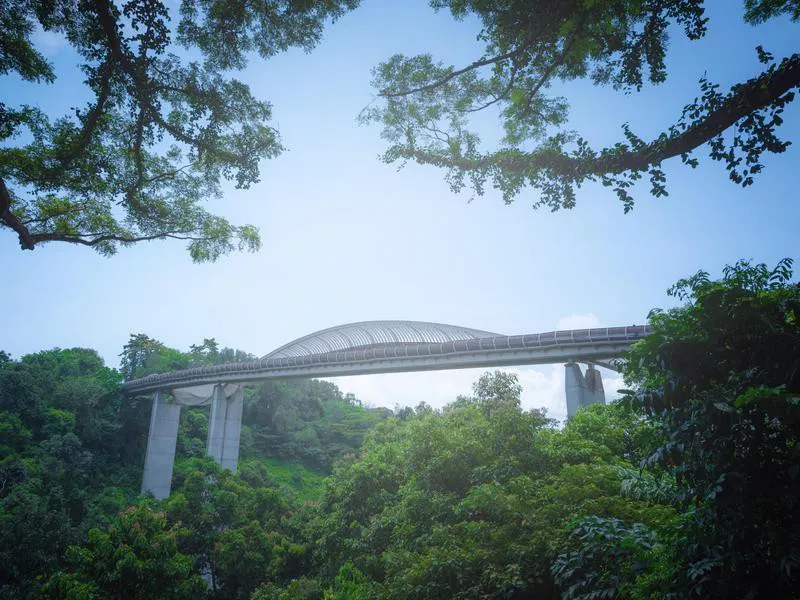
left=124, top=320, right=651, bottom=498
left=123, top=321, right=650, bottom=394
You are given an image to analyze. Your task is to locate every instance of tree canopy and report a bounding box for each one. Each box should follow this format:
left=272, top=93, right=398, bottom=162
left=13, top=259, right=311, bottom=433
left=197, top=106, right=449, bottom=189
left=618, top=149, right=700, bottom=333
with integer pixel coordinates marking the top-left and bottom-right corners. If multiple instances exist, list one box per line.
left=2, top=285, right=800, bottom=599
left=0, top=335, right=389, bottom=598
left=623, top=258, right=800, bottom=598
left=0, top=0, right=357, bottom=259
left=363, top=0, right=800, bottom=211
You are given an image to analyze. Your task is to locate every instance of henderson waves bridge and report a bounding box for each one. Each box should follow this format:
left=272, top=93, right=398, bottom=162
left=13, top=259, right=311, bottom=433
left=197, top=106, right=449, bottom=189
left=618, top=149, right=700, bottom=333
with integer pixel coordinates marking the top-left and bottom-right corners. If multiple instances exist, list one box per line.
left=122, top=320, right=651, bottom=498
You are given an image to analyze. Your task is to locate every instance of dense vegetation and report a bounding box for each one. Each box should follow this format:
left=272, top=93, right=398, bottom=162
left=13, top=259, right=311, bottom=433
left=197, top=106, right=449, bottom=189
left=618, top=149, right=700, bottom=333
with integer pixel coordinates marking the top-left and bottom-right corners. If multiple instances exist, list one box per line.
left=0, top=337, right=388, bottom=599
left=1, top=259, right=797, bottom=599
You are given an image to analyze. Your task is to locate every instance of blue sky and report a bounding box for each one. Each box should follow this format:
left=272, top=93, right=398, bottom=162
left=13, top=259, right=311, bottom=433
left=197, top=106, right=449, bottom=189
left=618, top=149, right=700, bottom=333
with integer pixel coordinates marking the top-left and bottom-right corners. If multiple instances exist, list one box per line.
left=3, top=1, right=799, bottom=420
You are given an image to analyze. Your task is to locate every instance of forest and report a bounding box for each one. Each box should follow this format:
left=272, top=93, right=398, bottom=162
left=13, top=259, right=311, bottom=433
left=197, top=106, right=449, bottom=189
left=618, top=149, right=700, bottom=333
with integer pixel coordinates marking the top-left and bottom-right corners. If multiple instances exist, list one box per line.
left=2, top=259, right=798, bottom=599
left=2, top=1, right=799, bottom=598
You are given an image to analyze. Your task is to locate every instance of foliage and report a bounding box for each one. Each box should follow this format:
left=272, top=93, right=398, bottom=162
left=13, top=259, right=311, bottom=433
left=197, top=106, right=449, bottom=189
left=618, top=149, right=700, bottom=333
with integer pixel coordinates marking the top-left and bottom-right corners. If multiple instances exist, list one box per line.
left=119, top=334, right=170, bottom=380
left=252, top=577, right=323, bottom=600
left=363, top=1, right=800, bottom=211
left=463, top=369, right=523, bottom=415
left=43, top=503, right=205, bottom=599
left=624, top=258, right=800, bottom=598
left=323, top=563, right=380, bottom=600
left=552, top=516, right=661, bottom=600
left=244, top=457, right=327, bottom=503
left=119, top=333, right=254, bottom=380
left=0, top=347, right=141, bottom=600
left=166, top=457, right=309, bottom=600
left=311, top=375, right=671, bottom=599
left=176, top=407, right=209, bottom=458
left=0, top=0, right=357, bottom=258
left=0, top=336, right=381, bottom=598
left=7, top=293, right=800, bottom=600
left=242, top=379, right=391, bottom=472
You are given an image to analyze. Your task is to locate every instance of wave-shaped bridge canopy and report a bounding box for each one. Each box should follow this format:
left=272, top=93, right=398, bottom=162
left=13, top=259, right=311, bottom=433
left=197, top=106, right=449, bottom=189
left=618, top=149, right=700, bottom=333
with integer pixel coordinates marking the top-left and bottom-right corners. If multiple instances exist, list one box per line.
left=263, top=320, right=502, bottom=359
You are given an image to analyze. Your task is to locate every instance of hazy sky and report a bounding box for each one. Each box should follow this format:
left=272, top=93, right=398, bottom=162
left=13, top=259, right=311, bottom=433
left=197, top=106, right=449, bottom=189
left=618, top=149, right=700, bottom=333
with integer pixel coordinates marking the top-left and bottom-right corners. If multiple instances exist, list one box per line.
left=4, top=1, right=798, bottom=421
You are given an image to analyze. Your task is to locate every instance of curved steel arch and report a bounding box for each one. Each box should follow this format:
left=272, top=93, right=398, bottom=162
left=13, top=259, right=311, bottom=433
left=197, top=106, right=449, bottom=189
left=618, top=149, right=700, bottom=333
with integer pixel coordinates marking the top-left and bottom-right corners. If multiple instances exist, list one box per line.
left=263, top=320, right=502, bottom=359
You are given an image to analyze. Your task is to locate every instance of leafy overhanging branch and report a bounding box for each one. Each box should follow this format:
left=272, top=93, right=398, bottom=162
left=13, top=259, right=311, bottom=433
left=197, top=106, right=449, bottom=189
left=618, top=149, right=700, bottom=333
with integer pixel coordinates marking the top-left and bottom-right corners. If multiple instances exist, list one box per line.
left=382, top=52, right=799, bottom=210
left=0, top=0, right=356, bottom=259
left=456, top=55, right=798, bottom=176
left=366, top=1, right=798, bottom=210
left=380, top=41, right=535, bottom=99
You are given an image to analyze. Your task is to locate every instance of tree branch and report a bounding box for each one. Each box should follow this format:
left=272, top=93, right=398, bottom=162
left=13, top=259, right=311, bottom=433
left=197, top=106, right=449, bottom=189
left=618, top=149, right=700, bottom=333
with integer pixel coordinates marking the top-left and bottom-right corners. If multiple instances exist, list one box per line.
left=28, top=230, right=210, bottom=247
left=51, top=59, right=116, bottom=173
left=523, top=27, right=582, bottom=115
left=464, top=66, right=519, bottom=113
left=414, top=54, right=800, bottom=179
left=95, top=0, right=135, bottom=75
left=0, top=177, right=35, bottom=250
left=380, top=40, right=532, bottom=98
left=0, top=173, right=212, bottom=251
left=19, top=204, right=88, bottom=225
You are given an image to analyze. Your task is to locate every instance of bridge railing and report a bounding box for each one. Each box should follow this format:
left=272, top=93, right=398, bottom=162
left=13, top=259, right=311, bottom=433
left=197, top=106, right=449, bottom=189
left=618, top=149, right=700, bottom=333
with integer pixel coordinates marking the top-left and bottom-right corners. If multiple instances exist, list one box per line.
left=289, top=325, right=650, bottom=365
left=123, top=326, right=651, bottom=394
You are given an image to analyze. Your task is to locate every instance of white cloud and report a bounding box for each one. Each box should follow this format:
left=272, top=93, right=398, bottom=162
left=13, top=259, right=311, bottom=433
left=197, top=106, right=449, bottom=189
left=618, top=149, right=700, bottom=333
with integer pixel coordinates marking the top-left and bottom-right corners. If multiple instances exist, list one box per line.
left=326, top=313, right=621, bottom=423
left=326, top=363, right=611, bottom=424
left=603, top=374, right=627, bottom=400
left=326, top=368, right=485, bottom=411
left=556, top=313, right=603, bottom=330
left=32, top=26, right=67, bottom=54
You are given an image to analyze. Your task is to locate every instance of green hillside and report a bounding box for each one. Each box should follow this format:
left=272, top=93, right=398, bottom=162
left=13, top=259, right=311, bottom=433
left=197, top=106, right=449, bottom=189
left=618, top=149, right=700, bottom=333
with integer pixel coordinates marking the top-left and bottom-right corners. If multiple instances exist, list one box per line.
left=0, top=338, right=389, bottom=599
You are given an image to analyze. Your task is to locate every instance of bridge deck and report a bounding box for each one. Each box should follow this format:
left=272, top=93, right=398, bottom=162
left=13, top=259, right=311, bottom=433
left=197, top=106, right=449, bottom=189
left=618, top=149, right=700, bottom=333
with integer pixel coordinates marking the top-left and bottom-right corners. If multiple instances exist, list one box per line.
left=122, top=325, right=651, bottom=395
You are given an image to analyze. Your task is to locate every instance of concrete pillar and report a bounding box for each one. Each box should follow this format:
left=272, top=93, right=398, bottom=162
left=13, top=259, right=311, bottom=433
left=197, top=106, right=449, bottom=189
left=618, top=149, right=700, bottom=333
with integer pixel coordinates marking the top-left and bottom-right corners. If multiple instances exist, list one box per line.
left=220, top=385, right=243, bottom=471
left=206, top=384, right=226, bottom=463
left=584, top=364, right=606, bottom=407
left=565, top=363, right=606, bottom=418
left=206, top=384, right=243, bottom=472
left=141, top=392, right=181, bottom=499
left=565, top=362, right=586, bottom=419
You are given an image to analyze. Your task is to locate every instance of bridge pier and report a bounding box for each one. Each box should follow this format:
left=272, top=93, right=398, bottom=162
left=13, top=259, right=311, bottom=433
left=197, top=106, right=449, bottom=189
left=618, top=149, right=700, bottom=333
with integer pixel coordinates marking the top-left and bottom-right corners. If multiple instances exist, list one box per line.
left=141, top=392, right=181, bottom=499
left=141, top=384, right=244, bottom=499
left=565, top=363, right=605, bottom=418
left=206, top=384, right=244, bottom=472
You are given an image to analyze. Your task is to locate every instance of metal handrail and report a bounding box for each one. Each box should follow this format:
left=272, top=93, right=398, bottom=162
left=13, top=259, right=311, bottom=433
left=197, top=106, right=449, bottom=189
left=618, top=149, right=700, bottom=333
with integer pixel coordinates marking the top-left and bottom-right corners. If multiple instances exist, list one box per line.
left=123, top=325, right=652, bottom=394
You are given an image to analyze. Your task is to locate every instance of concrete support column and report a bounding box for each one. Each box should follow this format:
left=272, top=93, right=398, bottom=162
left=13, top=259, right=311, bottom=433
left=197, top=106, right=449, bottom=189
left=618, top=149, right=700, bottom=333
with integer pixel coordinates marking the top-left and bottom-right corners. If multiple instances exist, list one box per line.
left=584, top=364, right=606, bottom=407
left=141, top=392, right=181, bottom=499
left=206, top=384, right=243, bottom=472
left=206, top=384, right=226, bottom=462
left=220, top=385, right=243, bottom=471
left=565, top=362, right=586, bottom=419
left=564, top=363, right=606, bottom=418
